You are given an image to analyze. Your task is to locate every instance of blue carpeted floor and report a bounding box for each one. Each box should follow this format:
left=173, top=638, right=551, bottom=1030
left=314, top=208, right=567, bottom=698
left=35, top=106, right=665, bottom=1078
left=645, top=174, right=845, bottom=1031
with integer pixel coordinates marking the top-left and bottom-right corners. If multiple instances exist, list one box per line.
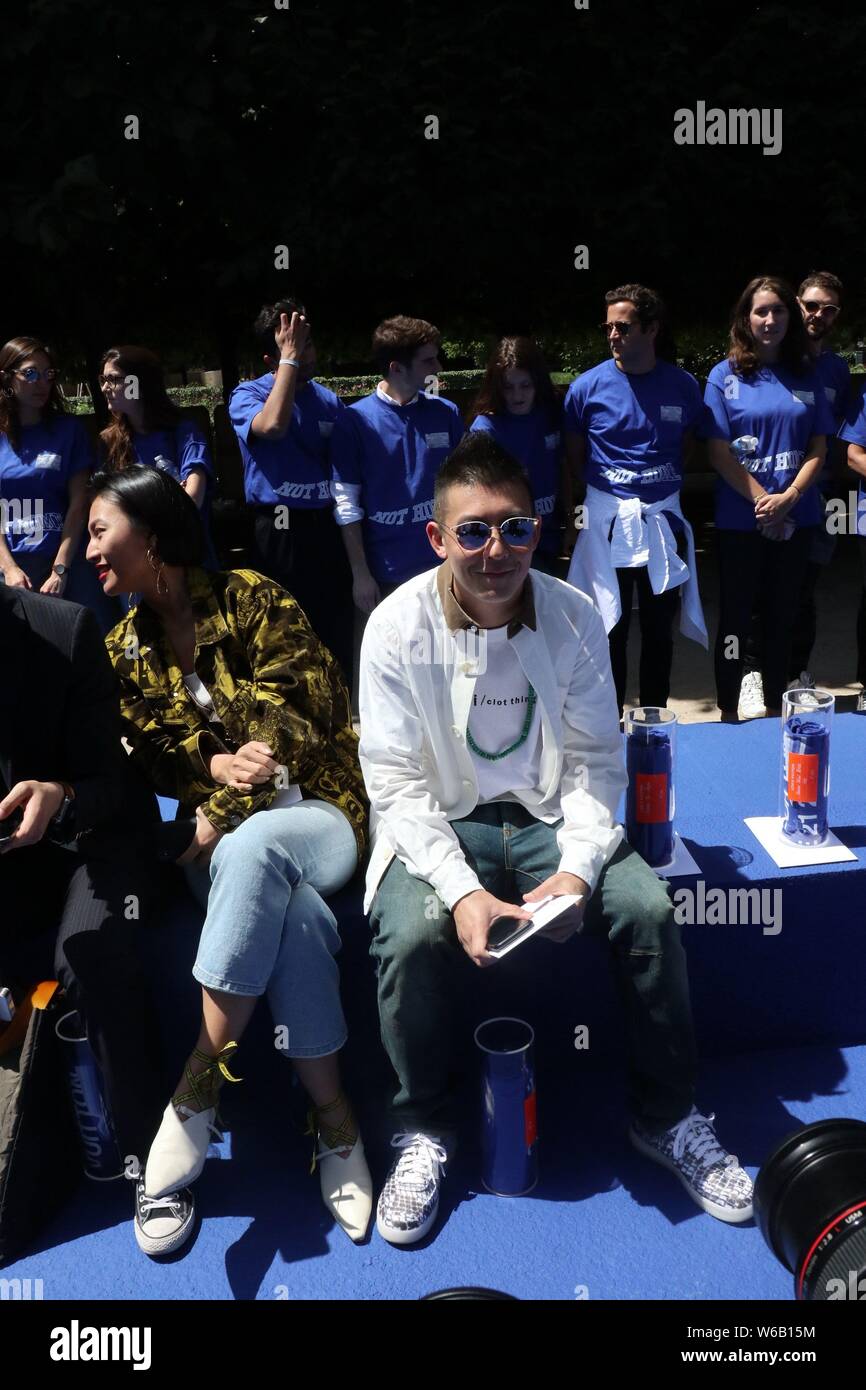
left=5, top=716, right=866, bottom=1299
left=7, top=1042, right=866, bottom=1300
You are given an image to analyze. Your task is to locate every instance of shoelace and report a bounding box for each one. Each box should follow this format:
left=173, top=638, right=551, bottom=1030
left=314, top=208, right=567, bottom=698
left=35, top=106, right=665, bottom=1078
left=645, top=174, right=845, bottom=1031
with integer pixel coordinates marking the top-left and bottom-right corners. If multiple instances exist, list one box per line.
left=139, top=1189, right=187, bottom=1218
left=670, top=1110, right=736, bottom=1168
left=389, top=1132, right=448, bottom=1190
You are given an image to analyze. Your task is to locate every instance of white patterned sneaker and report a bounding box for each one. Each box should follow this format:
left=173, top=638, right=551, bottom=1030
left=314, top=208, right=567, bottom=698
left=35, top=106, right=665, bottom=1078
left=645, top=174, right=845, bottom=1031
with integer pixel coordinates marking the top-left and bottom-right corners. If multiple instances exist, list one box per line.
left=738, top=670, right=765, bottom=718
left=376, top=1132, right=448, bottom=1246
left=630, top=1107, right=753, bottom=1223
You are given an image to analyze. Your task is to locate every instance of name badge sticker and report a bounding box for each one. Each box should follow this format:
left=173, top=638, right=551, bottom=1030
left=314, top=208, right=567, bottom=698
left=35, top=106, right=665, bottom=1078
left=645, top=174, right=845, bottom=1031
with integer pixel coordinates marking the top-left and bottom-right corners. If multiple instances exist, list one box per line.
left=660, top=406, right=682, bottom=423
left=544, top=432, right=560, bottom=449
left=34, top=451, right=62, bottom=470
left=318, top=420, right=334, bottom=438
left=792, top=390, right=815, bottom=405
left=425, top=432, right=450, bottom=449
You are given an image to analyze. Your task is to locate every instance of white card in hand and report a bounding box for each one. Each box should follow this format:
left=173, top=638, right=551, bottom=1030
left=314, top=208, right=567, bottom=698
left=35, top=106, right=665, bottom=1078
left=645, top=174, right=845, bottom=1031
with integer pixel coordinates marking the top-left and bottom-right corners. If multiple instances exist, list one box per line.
left=486, top=893, right=583, bottom=959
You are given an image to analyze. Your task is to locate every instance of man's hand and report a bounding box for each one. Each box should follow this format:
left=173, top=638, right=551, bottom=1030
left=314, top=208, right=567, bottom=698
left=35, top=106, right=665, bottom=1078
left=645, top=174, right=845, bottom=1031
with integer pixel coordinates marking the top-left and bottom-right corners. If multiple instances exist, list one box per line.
left=1, top=565, right=32, bottom=590
left=452, top=889, right=532, bottom=968
left=176, top=805, right=225, bottom=871
left=210, top=742, right=278, bottom=792
left=522, top=871, right=588, bottom=943
left=274, top=310, right=310, bottom=364
left=352, top=567, right=381, bottom=615
left=40, top=570, right=68, bottom=597
left=0, top=780, right=65, bottom=853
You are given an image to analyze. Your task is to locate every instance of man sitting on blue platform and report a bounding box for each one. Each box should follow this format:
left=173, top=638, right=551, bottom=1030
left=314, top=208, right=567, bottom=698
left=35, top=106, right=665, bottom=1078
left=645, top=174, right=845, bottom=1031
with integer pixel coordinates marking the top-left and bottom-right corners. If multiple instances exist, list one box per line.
left=359, top=431, right=753, bottom=1246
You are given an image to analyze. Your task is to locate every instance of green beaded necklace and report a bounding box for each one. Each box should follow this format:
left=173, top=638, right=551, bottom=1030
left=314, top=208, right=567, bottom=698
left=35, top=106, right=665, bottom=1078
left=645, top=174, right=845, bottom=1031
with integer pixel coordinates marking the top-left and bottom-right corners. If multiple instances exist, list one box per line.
left=465, top=685, right=537, bottom=761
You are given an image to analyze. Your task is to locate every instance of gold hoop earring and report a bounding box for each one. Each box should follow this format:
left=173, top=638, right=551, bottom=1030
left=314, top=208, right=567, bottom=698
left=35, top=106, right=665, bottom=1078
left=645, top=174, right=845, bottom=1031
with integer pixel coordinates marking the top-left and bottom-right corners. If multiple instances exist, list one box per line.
left=147, top=548, right=168, bottom=597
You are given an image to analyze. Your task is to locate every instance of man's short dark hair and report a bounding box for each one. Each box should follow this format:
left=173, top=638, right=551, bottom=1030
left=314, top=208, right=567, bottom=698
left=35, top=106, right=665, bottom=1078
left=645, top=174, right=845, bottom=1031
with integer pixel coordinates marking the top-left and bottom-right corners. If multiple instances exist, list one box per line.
left=253, top=298, right=306, bottom=357
left=433, top=432, right=534, bottom=524
left=604, top=283, right=665, bottom=332
left=371, top=316, right=441, bottom=375
left=798, top=271, right=843, bottom=303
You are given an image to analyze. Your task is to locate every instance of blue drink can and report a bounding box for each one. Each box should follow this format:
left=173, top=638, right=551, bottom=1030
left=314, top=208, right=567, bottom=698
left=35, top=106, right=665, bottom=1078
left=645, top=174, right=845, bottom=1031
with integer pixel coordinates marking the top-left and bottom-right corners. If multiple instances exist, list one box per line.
left=474, top=1016, right=537, bottom=1197
left=55, top=1010, right=124, bottom=1181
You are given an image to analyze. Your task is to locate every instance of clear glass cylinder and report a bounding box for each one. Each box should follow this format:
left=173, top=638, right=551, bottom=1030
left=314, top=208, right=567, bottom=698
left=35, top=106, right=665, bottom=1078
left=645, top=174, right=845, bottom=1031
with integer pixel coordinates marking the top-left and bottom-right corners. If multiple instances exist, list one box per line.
left=779, top=689, right=834, bottom=847
left=625, top=706, right=678, bottom=869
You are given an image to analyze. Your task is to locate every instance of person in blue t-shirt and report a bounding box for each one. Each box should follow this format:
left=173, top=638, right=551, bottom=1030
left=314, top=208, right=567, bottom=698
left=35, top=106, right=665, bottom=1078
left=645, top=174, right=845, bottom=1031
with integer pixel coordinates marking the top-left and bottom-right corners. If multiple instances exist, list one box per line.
left=704, top=276, right=834, bottom=722
left=98, top=343, right=217, bottom=593
left=789, top=272, right=851, bottom=683
left=330, top=315, right=465, bottom=613
left=227, top=298, right=353, bottom=680
left=839, top=353, right=866, bottom=696
left=469, top=336, right=564, bottom=576
left=0, top=335, right=113, bottom=627
left=562, top=284, right=709, bottom=717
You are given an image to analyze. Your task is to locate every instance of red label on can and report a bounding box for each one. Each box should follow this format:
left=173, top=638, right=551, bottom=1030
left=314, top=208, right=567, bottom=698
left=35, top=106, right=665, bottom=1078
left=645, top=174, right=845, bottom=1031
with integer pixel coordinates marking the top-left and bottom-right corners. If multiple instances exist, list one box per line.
left=788, top=752, right=819, bottom=804
left=524, top=1090, right=537, bottom=1149
left=635, top=773, right=668, bottom=823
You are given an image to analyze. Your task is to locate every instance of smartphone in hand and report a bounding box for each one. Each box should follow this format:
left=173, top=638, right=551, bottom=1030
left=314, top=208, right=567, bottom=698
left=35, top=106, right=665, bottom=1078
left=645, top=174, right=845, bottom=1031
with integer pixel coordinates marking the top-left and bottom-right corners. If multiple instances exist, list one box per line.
left=487, top=894, right=583, bottom=959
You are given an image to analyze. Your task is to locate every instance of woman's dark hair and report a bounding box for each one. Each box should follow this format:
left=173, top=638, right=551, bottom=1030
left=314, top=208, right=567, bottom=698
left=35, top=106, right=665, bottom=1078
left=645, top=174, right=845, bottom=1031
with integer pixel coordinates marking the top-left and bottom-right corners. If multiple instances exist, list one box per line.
left=89, top=466, right=205, bottom=567
left=0, top=336, right=66, bottom=451
left=99, top=345, right=181, bottom=472
left=469, top=336, right=561, bottom=428
left=728, top=276, right=809, bottom=378
left=433, top=431, right=534, bottom=524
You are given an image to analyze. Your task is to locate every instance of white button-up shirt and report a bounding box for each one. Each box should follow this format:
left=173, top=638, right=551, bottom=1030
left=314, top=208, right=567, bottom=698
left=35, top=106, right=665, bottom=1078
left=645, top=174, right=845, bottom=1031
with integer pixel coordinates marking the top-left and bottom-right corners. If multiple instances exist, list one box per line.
left=358, top=561, right=627, bottom=913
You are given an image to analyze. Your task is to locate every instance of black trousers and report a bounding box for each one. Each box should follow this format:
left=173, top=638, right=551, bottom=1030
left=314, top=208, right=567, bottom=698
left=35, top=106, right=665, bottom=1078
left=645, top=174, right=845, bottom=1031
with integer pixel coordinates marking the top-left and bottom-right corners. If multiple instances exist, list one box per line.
left=251, top=505, right=354, bottom=683
left=714, top=528, right=814, bottom=715
left=608, top=567, right=682, bottom=716
left=0, top=833, right=165, bottom=1167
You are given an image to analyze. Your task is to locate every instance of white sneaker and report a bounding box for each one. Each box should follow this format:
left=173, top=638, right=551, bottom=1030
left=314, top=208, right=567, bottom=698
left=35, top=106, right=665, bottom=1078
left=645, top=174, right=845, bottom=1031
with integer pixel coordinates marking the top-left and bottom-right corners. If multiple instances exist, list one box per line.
left=630, top=1107, right=753, bottom=1223
left=858, top=691, right=866, bottom=713
left=738, top=670, right=765, bottom=718
left=787, top=671, right=816, bottom=693
left=376, top=1132, right=447, bottom=1246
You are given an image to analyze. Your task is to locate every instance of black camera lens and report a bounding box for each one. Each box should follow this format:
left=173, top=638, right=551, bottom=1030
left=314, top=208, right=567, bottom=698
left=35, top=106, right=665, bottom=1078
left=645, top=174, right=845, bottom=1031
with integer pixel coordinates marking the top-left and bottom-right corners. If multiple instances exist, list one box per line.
left=754, top=1119, right=866, bottom=1300
left=420, top=1287, right=519, bottom=1300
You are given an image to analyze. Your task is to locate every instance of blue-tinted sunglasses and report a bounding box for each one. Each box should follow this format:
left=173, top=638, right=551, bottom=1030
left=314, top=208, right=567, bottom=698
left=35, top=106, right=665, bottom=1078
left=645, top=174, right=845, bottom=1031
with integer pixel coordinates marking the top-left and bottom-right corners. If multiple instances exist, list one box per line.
left=441, top=515, right=539, bottom=551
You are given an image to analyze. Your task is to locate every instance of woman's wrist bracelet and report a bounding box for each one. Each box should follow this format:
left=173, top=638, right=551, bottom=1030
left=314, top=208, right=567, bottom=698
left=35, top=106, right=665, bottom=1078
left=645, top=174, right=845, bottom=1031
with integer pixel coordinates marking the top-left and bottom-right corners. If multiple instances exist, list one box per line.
left=278, top=357, right=300, bottom=368
left=789, top=483, right=802, bottom=498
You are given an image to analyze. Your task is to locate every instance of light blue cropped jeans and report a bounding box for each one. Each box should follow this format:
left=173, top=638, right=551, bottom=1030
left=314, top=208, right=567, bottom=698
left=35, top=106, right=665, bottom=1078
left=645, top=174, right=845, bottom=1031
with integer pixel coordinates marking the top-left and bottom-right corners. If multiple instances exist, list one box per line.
left=184, top=799, right=358, bottom=1058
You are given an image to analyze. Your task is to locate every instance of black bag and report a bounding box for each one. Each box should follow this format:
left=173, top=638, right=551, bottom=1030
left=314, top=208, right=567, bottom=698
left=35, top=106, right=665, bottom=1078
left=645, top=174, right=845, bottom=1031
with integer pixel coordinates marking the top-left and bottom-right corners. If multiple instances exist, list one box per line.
left=0, top=983, right=81, bottom=1266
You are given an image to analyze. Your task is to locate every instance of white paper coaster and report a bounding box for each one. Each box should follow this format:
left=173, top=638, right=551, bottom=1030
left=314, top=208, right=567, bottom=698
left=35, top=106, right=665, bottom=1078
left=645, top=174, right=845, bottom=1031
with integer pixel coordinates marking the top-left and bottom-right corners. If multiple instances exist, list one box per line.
left=654, top=832, right=702, bottom=879
left=744, top=816, right=857, bottom=868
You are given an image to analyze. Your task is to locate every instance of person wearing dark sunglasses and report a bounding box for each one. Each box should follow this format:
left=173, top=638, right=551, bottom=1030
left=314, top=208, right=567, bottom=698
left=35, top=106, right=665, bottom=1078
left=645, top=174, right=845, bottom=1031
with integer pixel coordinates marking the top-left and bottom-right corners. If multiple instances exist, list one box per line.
left=359, top=430, right=752, bottom=1248
left=562, top=285, right=710, bottom=718
left=788, top=273, right=850, bottom=686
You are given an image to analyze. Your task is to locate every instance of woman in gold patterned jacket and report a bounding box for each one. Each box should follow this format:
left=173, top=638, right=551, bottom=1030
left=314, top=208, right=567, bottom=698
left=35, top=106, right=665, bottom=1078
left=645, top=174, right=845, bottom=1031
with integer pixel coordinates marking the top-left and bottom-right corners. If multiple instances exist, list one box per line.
left=87, top=466, right=372, bottom=1256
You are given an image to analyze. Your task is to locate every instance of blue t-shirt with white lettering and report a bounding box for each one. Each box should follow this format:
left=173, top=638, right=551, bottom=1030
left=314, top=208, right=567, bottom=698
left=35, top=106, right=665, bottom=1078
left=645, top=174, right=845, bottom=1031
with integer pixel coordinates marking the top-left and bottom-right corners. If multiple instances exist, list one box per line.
left=562, top=358, right=708, bottom=503
left=229, top=374, right=344, bottom=509
left=0, top=414, right=93, bottom=556
left=704, top=358, right=836, bottom=530
left=838, top=382, right=866, bottom=533
left=330, top=390, right=465, bottom=584
left=469, top=408, right=562, bottom=553
left=132, top=419, right=213, bottom=487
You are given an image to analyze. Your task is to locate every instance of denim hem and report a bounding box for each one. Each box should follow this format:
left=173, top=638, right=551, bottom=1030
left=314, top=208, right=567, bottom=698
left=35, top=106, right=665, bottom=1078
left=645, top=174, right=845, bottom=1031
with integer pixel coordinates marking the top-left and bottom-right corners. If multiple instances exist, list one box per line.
left=191, top=966, right=267, bottom=996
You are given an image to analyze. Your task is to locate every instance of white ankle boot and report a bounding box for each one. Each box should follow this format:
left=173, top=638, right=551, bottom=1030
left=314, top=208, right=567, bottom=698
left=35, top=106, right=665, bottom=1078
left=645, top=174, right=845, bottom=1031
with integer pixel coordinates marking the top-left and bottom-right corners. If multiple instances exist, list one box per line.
left=145, top=1103, right=219, bottom=1200
left=314, top=1129, right=373, bottom=1242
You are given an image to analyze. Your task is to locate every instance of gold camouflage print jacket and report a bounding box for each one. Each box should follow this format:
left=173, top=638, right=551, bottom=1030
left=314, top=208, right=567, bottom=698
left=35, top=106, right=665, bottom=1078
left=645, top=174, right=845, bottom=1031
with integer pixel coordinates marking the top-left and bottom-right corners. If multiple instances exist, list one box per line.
left=104, top=567, right=368, bottom=855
